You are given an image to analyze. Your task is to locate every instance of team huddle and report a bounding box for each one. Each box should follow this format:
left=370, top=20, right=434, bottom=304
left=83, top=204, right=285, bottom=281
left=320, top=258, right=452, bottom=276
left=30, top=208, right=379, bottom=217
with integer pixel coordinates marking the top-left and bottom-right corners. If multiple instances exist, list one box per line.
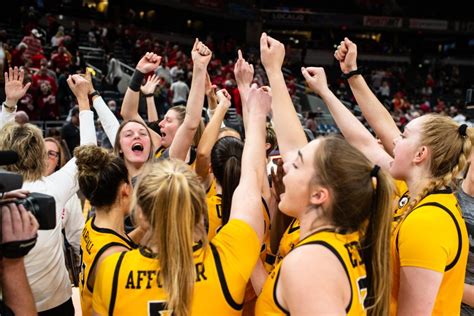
left=0, top=33, right=472, bottom=316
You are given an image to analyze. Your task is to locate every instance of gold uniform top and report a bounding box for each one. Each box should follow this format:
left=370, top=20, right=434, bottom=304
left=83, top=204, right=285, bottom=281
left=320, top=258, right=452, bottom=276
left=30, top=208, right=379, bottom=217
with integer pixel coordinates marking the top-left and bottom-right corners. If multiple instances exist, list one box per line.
left=154, top=146, right=166, bottom=159
left=79, top=216, right=136, bottom=316
left=205, top=193, right=271, bottom=265
left=390, top=187, right=468, bottom=316
left=255, top=229, right=368, bottom=315
left=92, top=219, right=260, bottom=316
left=272, top=218, right=301, bottom=269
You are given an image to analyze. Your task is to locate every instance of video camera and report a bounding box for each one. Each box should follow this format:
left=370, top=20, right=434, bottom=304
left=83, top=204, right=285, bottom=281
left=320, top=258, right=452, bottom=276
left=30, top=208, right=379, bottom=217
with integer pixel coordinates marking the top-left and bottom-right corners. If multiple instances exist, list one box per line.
left=0, top=150, right=56, bottom=230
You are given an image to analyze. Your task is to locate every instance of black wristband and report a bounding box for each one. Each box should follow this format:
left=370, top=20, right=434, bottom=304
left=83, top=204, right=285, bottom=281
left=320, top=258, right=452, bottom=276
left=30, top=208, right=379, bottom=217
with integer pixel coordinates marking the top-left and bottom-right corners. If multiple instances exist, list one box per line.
left=129, top=69, right=146, bottom=92
left=143, top=93, right=154, bottom=98
left=89, top=90, right=100, bottom=98
left=341, top=68, right=363, bottom=80
left=1, top=236, right=37, bottom=258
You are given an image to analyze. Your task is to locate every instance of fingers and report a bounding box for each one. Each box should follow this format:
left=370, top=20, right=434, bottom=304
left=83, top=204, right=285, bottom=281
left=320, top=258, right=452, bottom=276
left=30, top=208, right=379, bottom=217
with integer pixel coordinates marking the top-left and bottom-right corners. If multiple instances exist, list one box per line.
left=238, top=49, right=243, bottom=60
left=9, top=203, right=22, bottom=237
left=192, top=38, right=199, bottom=51
left=8, top=67, right=13, bottom=82
left=4, top=71, right=8, bottom=84
left=18, top=204, right=31, bottom=236
left=13, top=67, right=19, bottom=81
left=2, top=205, right=13, bottom=242
left=19, top=68, right=25, bottom=83
left=4, top=189, right=30, bottom=200
left=260, top=32, right=268, bottom=50
left=22, top=82, right=32, bottom=94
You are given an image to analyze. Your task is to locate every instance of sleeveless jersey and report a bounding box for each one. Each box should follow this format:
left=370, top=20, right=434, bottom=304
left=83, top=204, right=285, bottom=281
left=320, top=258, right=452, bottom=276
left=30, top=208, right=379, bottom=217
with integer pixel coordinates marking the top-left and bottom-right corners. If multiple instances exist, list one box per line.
left=92, top=219, right=260, bottom=316
left=206, top=177, right=217, bottom=199
left=390, top=188, right=468, bottom=315
left=154, top=146, right=166, bottom=159
left=255, top=229, right=368, bottom=315
left=274, top=218, right=301, bottom=268
left=206, top=194, right=222, bottom=240
left=79, top=216, right=136, bottom=316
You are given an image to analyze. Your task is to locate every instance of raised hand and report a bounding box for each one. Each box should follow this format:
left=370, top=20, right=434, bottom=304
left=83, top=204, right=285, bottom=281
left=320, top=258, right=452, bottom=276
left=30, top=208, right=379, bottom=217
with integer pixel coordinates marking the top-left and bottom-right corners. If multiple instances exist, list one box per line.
left=216, top=89, right=231, bottom=109
left=136, top=52, right=162, bottom=74
left=260, top=33, right=285, bottom=74
left=191, top=39, right=212, bottom=71
left=334, top=37, right=358, bottom=74
left=66, top=74, right=92, bottom=100
left=247, top=84, right=272, bottom=116
left=270, top=158, right=285, bottom=202
left=234, top=50, right=254, bottom=88
left=141, top=74, right=160, bottom=95
left=4, top=67, right=31, bottom=105
left=301, top=67, right=329, bottom=96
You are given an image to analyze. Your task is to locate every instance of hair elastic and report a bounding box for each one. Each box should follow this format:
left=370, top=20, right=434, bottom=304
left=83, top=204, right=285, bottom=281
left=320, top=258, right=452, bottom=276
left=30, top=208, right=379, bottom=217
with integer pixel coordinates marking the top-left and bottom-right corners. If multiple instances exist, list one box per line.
left=370, top=165, right=380, bottom=190
left=459, top=124, right=468, bottom=137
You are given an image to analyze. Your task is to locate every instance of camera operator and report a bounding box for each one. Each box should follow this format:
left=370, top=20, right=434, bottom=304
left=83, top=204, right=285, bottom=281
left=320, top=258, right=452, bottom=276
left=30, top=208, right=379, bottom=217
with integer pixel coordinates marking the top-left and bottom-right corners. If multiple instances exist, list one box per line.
left=0, top=73, right=96, bottom=315
left=1, top=190, right=39, bottom=316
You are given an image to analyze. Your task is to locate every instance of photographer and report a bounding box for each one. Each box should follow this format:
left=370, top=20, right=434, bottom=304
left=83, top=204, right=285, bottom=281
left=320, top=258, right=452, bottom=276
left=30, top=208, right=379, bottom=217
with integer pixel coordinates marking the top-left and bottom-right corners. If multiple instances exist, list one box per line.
left=1, top=190, right=39, bottom=316
left=0, top=74, right=96, bottom=315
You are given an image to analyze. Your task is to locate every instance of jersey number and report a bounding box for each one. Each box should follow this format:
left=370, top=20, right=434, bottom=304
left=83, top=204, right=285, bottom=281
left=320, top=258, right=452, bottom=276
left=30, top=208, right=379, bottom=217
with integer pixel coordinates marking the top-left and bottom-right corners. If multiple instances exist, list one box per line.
left=357, top=276, right=368, bottom=309
left=148, top=300, right=172, bottom=316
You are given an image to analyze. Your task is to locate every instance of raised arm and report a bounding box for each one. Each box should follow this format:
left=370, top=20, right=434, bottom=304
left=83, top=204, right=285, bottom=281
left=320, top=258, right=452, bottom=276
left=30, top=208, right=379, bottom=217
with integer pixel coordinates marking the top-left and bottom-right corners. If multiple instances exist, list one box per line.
left=260, top=33, right=307, bottom=160
left=169, top=39, right=211, bottom=161
left=86, top=71, right=120, bottom=145
left=1, top=67, right=31, bottom=128
left=120, top=53, right=162, bottom=147
left=230, top=85, right=270, bottom=242
left=141, top=74, right=160, bottom=122
left=301, top=66, right=392, bottom=170
left=335, top=37, right=400, bottom=155
left=234, top=49, right=254, bottom=131
left=195, top=89, right=231, bottom=185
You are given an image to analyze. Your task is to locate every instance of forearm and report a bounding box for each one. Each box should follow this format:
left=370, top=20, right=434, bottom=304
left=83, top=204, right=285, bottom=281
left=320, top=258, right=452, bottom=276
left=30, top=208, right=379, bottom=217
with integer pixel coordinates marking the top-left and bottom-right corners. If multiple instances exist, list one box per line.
left=92, top=96, right=120, bottom=144
left=463, top=283, right=474, bottom=307
left=266, top=71, right=306, bottom=158
left=238, top=84, right=250, bottom=133
left=195, top=104, right=227, bottom=179
left=146, top=96, right=159, bottom=122
left=169, top=67, right=206, bottom=160
left=79, top=109, right=97, bottom=146
left=2, top=258, right=37, bottom=316
left=348, top=75, right=400, bottom=154
left=318, top=88, right=382, bottom=160
left=242, top=110, right=267, bottom=189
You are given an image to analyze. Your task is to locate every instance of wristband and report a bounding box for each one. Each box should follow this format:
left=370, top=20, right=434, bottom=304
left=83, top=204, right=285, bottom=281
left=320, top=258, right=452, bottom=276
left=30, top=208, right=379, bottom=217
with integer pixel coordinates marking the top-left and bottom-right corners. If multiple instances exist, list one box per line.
left=1, top=236, right=37, bottom=258
left=129, top=70, right=146, bottom=92
left=89, top=90, right=100, bottom=98
left=2, top=101, right=17, bottom=112
left=143, top=93, right=154, bottom=98
left=341, top=68, right=363, bottom=80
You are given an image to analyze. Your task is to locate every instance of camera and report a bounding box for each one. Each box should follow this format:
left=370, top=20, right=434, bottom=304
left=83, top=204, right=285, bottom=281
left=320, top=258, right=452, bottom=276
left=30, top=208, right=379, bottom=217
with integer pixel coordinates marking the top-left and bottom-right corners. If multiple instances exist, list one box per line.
left=0, top=151, right=56, bottom=230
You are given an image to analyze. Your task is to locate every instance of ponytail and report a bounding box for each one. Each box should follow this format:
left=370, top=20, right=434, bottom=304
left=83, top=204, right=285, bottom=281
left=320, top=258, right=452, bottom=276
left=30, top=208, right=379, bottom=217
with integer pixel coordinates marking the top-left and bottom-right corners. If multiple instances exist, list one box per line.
left=221, top=156, right=241, bottom=225
left=135, top=160, right=208, bottom=316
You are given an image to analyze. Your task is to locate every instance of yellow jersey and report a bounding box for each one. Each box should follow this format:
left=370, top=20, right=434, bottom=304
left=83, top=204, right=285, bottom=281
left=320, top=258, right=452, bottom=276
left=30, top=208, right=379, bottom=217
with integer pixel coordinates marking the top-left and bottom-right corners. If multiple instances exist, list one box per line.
left=154, top=146, right=166, bottom=159
left=79, top=216, right=136, bottom=316
left=390, top=188, right=468, bottom=315
left=255, top=229, right=368, bottom=315
left=206, top=176, right=217, bottom=199
left=206, top=194, right=222, bottom=240
left=92, top=219, right=260, bottom=316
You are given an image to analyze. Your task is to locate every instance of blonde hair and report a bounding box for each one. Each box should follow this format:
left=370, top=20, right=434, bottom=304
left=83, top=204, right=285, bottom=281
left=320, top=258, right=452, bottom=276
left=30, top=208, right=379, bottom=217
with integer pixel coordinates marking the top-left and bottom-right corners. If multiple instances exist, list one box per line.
left=0, top=122, right=46, bottom=181
left=313, top=135, right=394, bottom=316
left=399, top=114, right=473, bottom=223
left=133, top=159, right=208, bottom=316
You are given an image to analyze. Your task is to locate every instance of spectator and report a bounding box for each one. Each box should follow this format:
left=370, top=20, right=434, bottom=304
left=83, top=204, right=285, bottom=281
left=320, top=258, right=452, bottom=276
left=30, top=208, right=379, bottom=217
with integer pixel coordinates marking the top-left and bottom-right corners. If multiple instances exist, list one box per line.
left=50, top=45, right=72, bottom=74
left=10, top=43, right=28, bottom=67
left=36, top=81, right=58, bottom=120
left=61, top=106, right=80, bottom=154
left=21, top=28, right=43, bottom=61
left=170, top=73, right=189, bottom=106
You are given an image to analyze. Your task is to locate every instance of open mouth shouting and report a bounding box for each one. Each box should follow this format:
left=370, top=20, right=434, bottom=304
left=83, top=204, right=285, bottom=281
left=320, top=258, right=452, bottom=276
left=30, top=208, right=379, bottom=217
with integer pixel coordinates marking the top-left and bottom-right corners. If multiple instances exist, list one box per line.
left=132, top=142, right=144, bottom=153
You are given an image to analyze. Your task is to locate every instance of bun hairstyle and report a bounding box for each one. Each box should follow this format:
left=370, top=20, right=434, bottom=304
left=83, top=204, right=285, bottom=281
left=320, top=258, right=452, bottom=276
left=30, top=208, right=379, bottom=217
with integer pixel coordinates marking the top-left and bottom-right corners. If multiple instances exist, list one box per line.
left=75, top=145, right=129, bottom=208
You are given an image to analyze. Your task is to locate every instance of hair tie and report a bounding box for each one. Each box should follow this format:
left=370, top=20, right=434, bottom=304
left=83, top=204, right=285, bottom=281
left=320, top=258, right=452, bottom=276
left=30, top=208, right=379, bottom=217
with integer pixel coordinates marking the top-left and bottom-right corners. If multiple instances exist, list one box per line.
left=459, top=124, right=468, bottom=137
left=370, top=165, right=380, bottom=190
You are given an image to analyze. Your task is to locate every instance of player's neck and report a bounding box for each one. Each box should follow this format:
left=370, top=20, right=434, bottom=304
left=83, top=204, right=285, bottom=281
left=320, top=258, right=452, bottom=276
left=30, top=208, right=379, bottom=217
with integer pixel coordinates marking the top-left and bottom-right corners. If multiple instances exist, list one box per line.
left=94, top=207, right=126, bottom=236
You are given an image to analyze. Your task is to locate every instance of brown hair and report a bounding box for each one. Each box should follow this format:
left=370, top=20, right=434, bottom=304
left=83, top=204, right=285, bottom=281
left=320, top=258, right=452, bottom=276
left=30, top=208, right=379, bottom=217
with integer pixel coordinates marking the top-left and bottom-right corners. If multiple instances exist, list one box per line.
left=75, top=145, right=129, bottom=208
left=113, top=119, right=154, bottom=162
left=265, top=123, right=277, bottom=157
left=398, top=114, right=473, bottom=224
left=133, top=159, right=208, bottom=316
left=0, top=122, right=46, bottom=181
left=312, top=135, right=394, bottom=316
